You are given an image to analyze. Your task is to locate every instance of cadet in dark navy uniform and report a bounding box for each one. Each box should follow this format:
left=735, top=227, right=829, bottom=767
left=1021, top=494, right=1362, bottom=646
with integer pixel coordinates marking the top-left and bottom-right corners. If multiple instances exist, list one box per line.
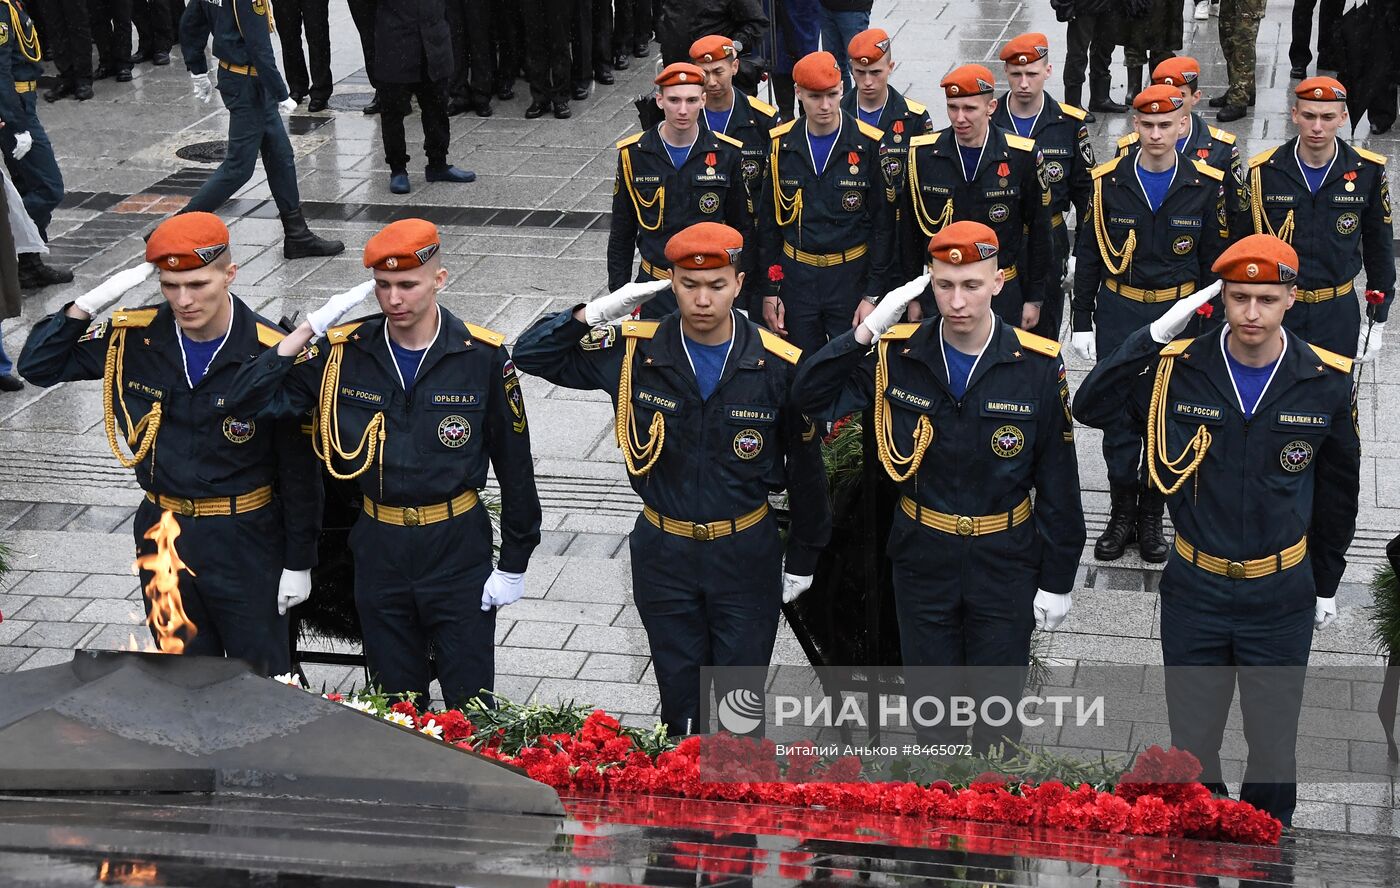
left=18, top=213, right=324, bottom=675
left=1072, top=234, right=1360, bottom=827
left=610, top=62, right=751, bottom=320
left=757, top=50, right=893, bottom=353
left=1069, top=85, right=1228, bottom=565
left=888, top=64, right=1051, bottom=331
left=794, top=221, right=1085, bottom=750
left=1247, top=77, right=1395, bottom=360
left=180, top=0, right=343, bottom=260
left=515, top=222, right=832, bottom=735
left=992, top=32, right=1095, bottom=340
left=226, top=219, right=543, bottom=708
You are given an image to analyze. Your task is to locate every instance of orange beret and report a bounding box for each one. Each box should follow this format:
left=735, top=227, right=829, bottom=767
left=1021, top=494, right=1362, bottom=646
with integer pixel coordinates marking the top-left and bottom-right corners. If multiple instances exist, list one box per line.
left=1296, top=76, right=1347, bottom=101
left=1133, top=84, right=1186, bottom=114
left=1211, top=234, right=1299, bottom=284
left=927, top=221, right=999, bottom=266
left=145, top=212, right=230, bottom=271
left=363, top=218, right=441, bottom=271
left=792, top=51, right=841, bottom=91
left=999, top=32, right=1050, bottom=66
left=655, top=62, right=705, bottom=88
left=847, top=28, right=892, bottom=66
left=664, top=222, right=743, bottom=271
left=1151, top=56, right=1200, bottom=88
left=941, top=64, right=996, bottom=98
left=689, top=35, right=736, bottom=64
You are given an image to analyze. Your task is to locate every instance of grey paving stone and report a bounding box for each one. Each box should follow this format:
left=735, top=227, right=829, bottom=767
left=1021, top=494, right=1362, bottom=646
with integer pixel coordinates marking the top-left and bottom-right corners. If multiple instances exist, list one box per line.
left=578, top=653, right=649, bottom=683
left=61, top=505, right=138, bottom=534
left=564, top=624, right=651, bottom=656
left=71, top=598, right=147, bottom=626
left=496, top=646, right=588, bottom=678
left=8, top=571, right=86, bottom=598
left=504, top=620, right=575, bottom=649
left=16, top=647, right=81, bottom=671
left=13, top=621, right=98, bottom=649
left=0, top=645, right=33, bottom=671
left=9, top=597, right=91, bottom=622
left=0, top=618, right=34, bottom=645
left=532, top=677, right=660, bottom=715
left=68, top=573, right=143, bottom=601
left=502, top=598, right=620, bottom=626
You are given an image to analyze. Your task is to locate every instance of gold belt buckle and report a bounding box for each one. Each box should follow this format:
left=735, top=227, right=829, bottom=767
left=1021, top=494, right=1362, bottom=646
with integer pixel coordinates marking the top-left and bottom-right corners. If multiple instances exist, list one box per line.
left=176, top=498, right=196, bottom=517
left=691, top=523, right=713, bottom=541
left=955, top=515, right=975, bottom=536
left=402, top=507, right=420, bottom=527
left=1226, top=561, right=1246, bottom=580
left=1142, top=289, right=1157, bottom=304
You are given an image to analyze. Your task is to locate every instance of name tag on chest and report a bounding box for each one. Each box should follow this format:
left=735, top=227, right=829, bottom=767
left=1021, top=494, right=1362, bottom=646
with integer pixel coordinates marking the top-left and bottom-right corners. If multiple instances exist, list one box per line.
left=340, top=385, right=386, bottom=407
left=428, top=391, right=482, bottom=409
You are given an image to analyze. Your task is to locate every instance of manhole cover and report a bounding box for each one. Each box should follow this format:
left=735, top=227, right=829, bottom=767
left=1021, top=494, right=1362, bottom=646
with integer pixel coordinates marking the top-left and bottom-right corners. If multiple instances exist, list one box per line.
left=175, top=141, right=227, bottom=163
left=328, top=92, right=375, bottom=112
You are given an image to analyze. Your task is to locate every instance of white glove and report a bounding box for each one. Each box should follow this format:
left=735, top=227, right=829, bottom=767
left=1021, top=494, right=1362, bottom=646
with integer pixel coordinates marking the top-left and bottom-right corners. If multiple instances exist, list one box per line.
left=1068, top=331, right=1097, bottom=364
left=190, top=72, right=214, bottom=103
left=1149, top=279, right=1223, bottom=344
left=1314, top=596, right=1338, bottom=630
left=860, top=272, right=931, bottom=341
left=1033, top=589, right=1072, bottom=631
left=781, top=573, right=813, bottom=604
left=279, top=97, right=298, bottom=115
left=481, top=569, right=526, bottom=611
left=276, top=569, right=312, bottom=615
left=11, top=131, right=32, bottom=160
left=583, top=279, right=672, bottom=326
left=1357, top=322, right=1385, bottom=364
left=74, top=262, right=158, bottom=316
left=307, top=280, right=376, bottom=337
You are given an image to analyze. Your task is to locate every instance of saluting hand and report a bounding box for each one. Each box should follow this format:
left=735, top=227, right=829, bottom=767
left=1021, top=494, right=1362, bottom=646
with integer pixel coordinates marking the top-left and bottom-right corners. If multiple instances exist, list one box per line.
left=580, top=279, right=671, bottom=327
left=1149, top=279, right=1222, bottom=344
left=308, top=280, right=377, bottom=337
left=69, top=262, right=158, bottom=320
left=857, top=272, right=931, bottom=345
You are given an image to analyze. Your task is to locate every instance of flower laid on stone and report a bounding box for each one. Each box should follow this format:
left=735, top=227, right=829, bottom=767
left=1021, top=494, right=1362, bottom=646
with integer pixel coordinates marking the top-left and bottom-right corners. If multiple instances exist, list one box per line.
left=273, top=673, right=305, bottom=688
left=383, top=711, right=415, bottom=728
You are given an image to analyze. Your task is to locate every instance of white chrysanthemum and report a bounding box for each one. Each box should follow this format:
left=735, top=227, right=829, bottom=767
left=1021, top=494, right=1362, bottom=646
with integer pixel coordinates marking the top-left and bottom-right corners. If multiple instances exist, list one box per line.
left=419, top=719, right=445, bottom=740
left=384, top=711, right=416, bottom=727
left=273, top=673, right=304, bottom=688
left=342, top=698, right=376, bottom=713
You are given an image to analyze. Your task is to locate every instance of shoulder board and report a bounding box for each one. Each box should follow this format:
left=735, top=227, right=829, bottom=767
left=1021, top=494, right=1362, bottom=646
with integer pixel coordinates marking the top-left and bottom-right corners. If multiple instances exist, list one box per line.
left=1117, top=133, right=1139, bottom=151
left=1014, top=328, right=1061, bottom=358
left=1249, top=146, right=1279, bottom=168
left=882, top=323, right=922, bottom=341
left=909, top=132, right=940, bottom=148
left=1355, top=146, right=1388, bottom=165
left=465, top=323, right=505, bottom=347
left=1091, top=156, right=1123, bottom=179
left=712, top=131, right=743, bottom=149
left=111, top=307, right=158, bottom=328
left=746, top=94, right=778, bottom=118
left=1207, top=125, right=1237, bottom=145
left=615, top=131, right=643, bottom=150
left=1058, top=102, right=1087, bottom=121
left=757, top=328, right=801, bottom=364
left=1310, top=343, right=1354, bottom=374
left=1159, top=338, right=1192, bottom=357
left=857, top=119, right=885, bottom=141
left=1192, top=159, right=1225, bottom=181
left=621, top=320, right=659, bottom=339
left=771, top=119, right=797, bottom=138
left=256, top=322, right=287, bottom=348
left=1004, top=133, right=1035, bottom=152
left=326, top=321, right=364, bottom=344
left=904, top=98, right=928, bottom=115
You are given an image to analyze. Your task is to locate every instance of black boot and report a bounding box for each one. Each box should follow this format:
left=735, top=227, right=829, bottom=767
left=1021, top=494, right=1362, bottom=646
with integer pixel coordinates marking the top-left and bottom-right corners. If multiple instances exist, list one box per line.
left=17, top=253, right=73, bottom=289
left=1088, top=76, right=1127, bottom=114
left=1124, top=66, right=1144, bottom=104
left=1064, top=83, right=1084, bottom=110
left=1094, top=483, right=1139, bottom=561
left=1136, top=486, right=1169, bottom=563
left=280, top=208, right=344, bottom=260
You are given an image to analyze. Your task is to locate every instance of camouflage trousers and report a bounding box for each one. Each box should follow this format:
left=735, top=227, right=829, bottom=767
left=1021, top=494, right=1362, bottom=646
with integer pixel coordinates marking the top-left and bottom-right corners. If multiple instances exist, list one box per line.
left=1220, top=0, right=1267, bottom=106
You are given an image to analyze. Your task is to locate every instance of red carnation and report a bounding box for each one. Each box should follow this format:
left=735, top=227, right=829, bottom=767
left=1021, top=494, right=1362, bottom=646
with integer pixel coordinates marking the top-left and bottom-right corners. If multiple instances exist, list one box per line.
left=428, top=709, right=474, bottom=742
left=1127, top=795, right=1177, bottom=835
left=1196, top=303, right=1214, bottom=318
left=767, top=264, right=785, bottom=284
left=389, top=700, right=419, bottom=726
left=1366, top=289, right=1386, bottom=305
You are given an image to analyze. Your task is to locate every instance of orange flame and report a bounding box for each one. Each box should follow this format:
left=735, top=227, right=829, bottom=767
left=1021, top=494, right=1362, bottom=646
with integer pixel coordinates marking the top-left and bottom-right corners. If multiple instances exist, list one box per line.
left=133, top=510, right=197, bottom=654
left=97, top=859, right=164, bottom=885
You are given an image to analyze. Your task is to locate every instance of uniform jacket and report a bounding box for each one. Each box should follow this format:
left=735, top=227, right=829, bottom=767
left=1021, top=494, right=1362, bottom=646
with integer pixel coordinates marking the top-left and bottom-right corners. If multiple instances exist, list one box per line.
left=371, top=0, right=453, bottom=84
left=699, top=89, right=779, bottom=222
left=1118, top=113, right=1249, bottom=237
left=993, top=93, right=1094, bottom=223
left=792, top=320, right=1085, bottom=595
left=757, top=112, right=894, bottom=299
left=224, top=307, right=542, bottom=574
left=181, top=0, right=290, bottom=101
left=0, top=0, right=44, bottom=130
left=513, top=309, right=832, bottom=575
left=18, top=296, right=323, bottom=569
left=841, top=84, right=934, bottom=205
left=1073, top=325, right=1360, bottom=604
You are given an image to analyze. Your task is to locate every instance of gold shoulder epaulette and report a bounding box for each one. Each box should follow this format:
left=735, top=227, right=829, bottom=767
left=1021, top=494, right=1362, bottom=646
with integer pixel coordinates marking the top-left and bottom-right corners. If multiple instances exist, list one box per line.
left=1092, top=156, right=1122, bottom=179
left=111, top=307, right=158, bottom=328
left=1207, top=125, right=1237, bottom=145
left=615, top=131, right=643, bottom=150
left=857, top=119, right=885, bottom=141
left=465, top=323, right=505, bottom=347
left=882, top=323, right=921, bottom=341
left=1249, top=146, right=1279, bottom=168
left=621, top=320, right=659, bottom=339
left=905, top=98, right=928, bottom=115
left=256, top=322, right=286, bottom=348
left=771, top=119, right=797, bottom=138
left=1117, top=132, right=1139, bottom=151
left=746, top=94, right=778, bottom=118
left=1193, top=159, right=1225, bottom=181
left=1004, top=133, right=1035, bottom=152
left=1310, top=343, right=1354, bottom=373
left=1355, top=146, right=1388, bottom=165
left=757, top=328, right=801, bottom=364
left=712, top=131, right=743, bottom=148
left=909, top=132, right=940, bottom=148
left=1059, top=102, right=1087, bottom=121
left=326, top=321, right=363, bottom=344
left=1159, top=338, right=1192, bottom=357
left=1014, top=328, right=1061, bottom=358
